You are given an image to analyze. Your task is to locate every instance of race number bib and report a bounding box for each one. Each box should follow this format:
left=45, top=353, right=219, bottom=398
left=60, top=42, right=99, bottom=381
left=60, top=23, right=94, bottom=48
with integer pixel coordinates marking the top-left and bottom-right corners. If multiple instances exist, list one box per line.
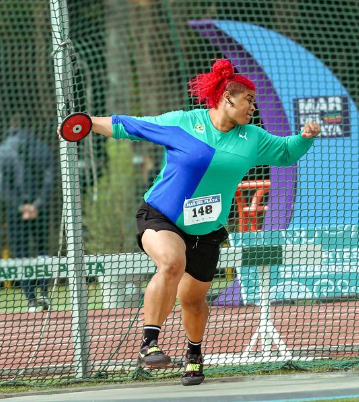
left=183, top=194, right=222, bottom=226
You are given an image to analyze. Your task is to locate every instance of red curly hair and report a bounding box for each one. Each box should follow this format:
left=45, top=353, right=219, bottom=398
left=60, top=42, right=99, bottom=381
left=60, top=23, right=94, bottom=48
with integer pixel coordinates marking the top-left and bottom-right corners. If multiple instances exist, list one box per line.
left=188, top=59, right=255, bottom=108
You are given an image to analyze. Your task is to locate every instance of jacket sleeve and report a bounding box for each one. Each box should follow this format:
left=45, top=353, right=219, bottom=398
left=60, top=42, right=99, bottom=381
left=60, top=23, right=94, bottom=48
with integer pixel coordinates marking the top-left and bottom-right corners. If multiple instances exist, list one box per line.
left=111, top=110, right=185, bottom=147
left=256, top=128, right=315, bottom=167
left=1, top=157, right=19, bottom=207
left=0, top=137, right=20, bottom=207
left=33, top=146, right=54, bottom=210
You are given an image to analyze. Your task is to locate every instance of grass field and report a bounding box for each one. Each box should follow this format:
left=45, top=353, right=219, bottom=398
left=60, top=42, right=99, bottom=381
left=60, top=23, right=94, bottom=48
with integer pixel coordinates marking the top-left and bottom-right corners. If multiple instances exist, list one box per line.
left=0, top=282, right=103, bottom=312
left=312, top=399, right=359, bottom=402
left=0, top=273, right=230, bottom=312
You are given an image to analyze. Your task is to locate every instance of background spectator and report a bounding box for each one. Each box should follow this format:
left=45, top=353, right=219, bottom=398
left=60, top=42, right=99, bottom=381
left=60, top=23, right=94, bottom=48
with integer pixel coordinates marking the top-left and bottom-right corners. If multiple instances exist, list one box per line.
left=0, top=114, right=54, bottom=312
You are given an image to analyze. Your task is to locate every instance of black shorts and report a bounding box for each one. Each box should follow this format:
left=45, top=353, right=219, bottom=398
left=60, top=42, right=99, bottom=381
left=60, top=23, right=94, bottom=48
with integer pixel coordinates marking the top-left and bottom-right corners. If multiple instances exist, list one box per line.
left=135, top=202, right=228, bottom=282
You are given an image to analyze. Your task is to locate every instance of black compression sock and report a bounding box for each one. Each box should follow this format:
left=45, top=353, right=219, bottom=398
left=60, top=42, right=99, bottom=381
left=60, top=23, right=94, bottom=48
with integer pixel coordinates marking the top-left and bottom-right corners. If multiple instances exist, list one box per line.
left=187, top=339, right=202, bottom=356
left=142, top=325, right=161, bottom=347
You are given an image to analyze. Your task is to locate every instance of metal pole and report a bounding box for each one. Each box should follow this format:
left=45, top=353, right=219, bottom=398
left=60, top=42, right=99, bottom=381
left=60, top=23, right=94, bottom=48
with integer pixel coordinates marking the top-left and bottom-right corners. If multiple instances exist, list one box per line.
left=258, top=265, right=273, bottom=359
left=49, top=0, right=91, bottom=378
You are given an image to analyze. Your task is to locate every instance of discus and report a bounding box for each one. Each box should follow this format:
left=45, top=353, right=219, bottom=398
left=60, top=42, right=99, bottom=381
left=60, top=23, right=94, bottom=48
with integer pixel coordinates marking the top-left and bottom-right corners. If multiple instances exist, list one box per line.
left=59, top=112, right=92, bottom=142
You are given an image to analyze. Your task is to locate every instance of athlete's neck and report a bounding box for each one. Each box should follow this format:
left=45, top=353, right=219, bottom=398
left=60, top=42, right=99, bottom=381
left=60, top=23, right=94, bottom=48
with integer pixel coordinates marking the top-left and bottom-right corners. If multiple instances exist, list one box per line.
left=208, top=108, right=236, bottom=132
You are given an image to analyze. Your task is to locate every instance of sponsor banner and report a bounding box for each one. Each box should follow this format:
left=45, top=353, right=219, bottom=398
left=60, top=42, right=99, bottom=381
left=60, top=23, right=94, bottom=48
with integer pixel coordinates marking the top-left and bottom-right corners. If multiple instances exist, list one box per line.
left=294, top=96, right=350, bottom=138
left=231, top=225, right=359, bottom=303
left=0, top=253, right=155, bottom=281
left=239, top=262, right=359, bottom=305
left=230, top=225, right=359, bottom=249
left=0, top=262, right=105, bottom=282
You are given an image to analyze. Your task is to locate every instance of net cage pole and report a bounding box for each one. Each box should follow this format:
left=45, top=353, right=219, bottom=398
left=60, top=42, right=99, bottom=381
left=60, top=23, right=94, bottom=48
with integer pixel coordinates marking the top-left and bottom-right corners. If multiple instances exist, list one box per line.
left=49, top=0, right=91, bottom=378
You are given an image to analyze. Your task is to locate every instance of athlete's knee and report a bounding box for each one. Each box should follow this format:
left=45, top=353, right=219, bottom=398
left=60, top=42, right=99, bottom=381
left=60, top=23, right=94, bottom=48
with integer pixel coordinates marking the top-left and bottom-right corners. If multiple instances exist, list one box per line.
left=156, top=252, right=186, bottom=280
left=180, top=296, right=208, bottom=314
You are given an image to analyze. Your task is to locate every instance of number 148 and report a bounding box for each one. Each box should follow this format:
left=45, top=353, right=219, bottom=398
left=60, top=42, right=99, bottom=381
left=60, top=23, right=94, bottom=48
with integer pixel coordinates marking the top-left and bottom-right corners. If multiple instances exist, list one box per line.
left=192, top=205, right=213, bottom=217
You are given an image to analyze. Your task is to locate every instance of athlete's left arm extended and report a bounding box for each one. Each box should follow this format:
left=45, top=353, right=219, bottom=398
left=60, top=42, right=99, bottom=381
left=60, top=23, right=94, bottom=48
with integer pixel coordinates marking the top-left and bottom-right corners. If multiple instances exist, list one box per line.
left=256, top=123, right=320, bottom=167
left=111, top=111, right=185, bottom=147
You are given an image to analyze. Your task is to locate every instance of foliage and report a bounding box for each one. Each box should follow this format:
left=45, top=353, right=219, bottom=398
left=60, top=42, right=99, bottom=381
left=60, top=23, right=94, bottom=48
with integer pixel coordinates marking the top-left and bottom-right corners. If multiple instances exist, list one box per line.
left=83, top=138, right=141, bottom=254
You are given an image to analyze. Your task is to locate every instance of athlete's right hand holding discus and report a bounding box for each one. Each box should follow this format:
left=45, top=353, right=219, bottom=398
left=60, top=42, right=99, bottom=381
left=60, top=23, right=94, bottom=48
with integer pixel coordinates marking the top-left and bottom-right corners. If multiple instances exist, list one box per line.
left=57, top=59, right=320, bottom=386
left=57, top=115, right=113, bottom=141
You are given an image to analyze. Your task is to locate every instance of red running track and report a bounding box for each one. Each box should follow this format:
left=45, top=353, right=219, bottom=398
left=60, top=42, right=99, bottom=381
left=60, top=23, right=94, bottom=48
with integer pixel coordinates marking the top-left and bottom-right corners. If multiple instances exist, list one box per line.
left=1, top=300, right=358, bottom=378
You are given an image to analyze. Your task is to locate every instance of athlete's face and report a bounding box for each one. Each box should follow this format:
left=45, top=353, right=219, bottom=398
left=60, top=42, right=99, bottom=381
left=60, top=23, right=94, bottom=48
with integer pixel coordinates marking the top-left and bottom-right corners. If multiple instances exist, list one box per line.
left=224, top=89, right=256, bottom=125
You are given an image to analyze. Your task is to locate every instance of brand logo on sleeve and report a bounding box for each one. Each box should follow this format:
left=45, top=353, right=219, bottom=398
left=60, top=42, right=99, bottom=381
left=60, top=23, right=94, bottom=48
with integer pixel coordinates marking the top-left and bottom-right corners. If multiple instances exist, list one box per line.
left=194, top=123, right=205, bottom=134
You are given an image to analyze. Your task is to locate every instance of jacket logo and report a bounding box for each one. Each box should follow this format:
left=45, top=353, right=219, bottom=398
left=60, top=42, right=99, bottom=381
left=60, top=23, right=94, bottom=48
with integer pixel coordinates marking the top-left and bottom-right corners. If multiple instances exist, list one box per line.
left=194, top=123, right=205, bottom=134
left=238, top=132, right=248, bottom=141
